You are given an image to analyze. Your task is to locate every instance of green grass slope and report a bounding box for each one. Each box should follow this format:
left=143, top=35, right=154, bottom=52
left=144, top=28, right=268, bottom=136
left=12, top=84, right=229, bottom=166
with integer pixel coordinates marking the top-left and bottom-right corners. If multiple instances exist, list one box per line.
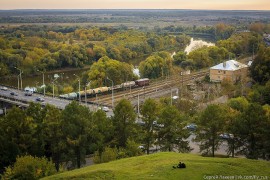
left=43, top=152, right=270, bottom=180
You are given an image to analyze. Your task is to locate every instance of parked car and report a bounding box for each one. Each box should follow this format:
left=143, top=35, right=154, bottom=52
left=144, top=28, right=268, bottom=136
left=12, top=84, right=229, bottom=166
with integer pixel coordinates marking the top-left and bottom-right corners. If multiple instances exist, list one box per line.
left=219, top=133, right=234, bottom=139
left=185, top=123, right=197, bottom=131
left=102, top=106, right=109, bottom=112
left=36, top=97, right=45, bottom=102
left=0, top=86, right=8, bottom=91
left=10, top=91, right=18, bottom=96
left=25, top=91, right=33, bottom=96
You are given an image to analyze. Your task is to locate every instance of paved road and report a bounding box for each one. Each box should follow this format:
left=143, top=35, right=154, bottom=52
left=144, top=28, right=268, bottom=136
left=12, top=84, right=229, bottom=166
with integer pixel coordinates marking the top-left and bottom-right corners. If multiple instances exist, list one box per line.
left=0, top=86, right=95, bottom=110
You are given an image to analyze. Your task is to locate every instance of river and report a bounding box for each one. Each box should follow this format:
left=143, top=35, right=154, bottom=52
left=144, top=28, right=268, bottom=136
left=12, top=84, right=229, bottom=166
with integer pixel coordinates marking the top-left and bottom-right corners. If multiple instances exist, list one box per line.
left=184, top=38, right=215, bottom=54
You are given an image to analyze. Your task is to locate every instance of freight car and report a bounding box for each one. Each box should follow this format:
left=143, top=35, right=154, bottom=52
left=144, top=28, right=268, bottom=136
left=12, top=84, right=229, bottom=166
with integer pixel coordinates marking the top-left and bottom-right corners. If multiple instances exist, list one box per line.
left=121, top=81, right=136, bottom=88
left=135, top=78, right=149, bottom=86
left=59, top=78, right=150, bottom=100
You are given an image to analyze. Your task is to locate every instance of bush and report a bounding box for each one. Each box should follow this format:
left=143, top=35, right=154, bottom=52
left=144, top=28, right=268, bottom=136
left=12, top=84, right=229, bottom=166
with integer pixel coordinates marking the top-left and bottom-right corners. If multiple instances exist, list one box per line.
left=2, top=155, right=57, bottom=180
left=93, top=147, right=117, bottom=164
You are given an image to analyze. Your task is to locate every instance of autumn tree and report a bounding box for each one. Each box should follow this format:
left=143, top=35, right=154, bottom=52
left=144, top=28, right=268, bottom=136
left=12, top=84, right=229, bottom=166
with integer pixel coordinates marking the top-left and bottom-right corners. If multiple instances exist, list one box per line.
left=86, top=56, right=135, bottom=87
left=139, top=51, right=172, bottom=79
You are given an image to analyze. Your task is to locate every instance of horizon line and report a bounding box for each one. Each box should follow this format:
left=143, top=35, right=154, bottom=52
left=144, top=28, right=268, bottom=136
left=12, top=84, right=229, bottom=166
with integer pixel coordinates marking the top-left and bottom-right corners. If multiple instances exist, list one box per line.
left=0, top=8, right=270, bottom=11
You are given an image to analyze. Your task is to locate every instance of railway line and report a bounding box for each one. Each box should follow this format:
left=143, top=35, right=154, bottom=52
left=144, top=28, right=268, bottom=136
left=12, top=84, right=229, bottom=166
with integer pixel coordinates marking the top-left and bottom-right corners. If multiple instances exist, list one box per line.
left=86, top=70, right=209, bottom=107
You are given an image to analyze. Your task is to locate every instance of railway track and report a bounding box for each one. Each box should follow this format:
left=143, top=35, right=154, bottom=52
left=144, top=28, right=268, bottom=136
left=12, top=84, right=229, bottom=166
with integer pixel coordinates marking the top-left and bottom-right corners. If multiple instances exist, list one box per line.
left=85, top=70, right=209, bottom=107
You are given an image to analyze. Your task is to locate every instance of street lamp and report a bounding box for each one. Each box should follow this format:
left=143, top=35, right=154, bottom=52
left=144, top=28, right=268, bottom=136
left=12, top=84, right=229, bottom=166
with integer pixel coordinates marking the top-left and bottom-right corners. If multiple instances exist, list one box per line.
left=14, top=67, right=23, bottom=90
left=74, top=74, right=81, bottom=103
left=52, top=78, right=58, bottom=98
left=107, top=77, right=114, bottom=109
left=37, top=69, right=46, bottom=97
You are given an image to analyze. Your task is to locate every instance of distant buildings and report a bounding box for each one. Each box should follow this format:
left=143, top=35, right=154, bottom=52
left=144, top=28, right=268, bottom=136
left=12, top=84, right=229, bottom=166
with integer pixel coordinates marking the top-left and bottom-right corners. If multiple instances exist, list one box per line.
left=210, top=60, right=248, bottom=82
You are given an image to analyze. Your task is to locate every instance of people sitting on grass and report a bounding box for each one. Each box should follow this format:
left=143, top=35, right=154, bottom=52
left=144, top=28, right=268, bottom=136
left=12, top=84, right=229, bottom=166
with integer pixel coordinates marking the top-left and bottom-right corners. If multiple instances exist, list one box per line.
left=173, top=161, right=186, bottom=169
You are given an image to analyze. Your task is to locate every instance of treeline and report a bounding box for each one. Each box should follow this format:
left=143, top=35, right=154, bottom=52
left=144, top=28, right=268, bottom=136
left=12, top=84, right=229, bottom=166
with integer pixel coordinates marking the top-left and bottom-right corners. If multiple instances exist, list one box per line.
left=173, top=31, right=264, bottom=70
left=0, top=98, right=192, bottom=177
left=0, top=25, right=190, bottom=76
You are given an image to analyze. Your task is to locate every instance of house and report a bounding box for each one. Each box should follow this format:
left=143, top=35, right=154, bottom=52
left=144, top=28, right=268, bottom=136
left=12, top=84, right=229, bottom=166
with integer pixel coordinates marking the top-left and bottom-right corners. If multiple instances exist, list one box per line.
left=210, top=60, right=248, bottom=82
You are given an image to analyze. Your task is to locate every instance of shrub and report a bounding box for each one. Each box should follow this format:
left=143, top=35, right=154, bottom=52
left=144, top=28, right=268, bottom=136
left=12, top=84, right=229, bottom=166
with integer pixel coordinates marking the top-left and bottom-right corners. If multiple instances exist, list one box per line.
left=93, top=147, right=117, bottom=164
left=2, top=155, right=57, bottom=180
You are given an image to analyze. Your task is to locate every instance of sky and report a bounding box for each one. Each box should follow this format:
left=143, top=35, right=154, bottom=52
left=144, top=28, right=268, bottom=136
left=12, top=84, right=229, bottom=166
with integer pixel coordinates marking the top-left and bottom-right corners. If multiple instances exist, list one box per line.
left=1, top=0, right=270, bottom=10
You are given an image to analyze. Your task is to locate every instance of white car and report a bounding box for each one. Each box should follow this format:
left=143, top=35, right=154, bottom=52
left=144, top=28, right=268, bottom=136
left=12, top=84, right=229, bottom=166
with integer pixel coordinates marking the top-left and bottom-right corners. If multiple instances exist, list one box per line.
left=0, top=86, right=8, bottom=91
left=102, top=106, right=109, bottom=112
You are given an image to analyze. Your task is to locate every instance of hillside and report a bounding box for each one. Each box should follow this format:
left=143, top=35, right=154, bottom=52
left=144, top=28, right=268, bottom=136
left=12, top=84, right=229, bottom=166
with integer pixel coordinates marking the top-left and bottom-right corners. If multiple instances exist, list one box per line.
left=43, top=152, right=270, bottom=180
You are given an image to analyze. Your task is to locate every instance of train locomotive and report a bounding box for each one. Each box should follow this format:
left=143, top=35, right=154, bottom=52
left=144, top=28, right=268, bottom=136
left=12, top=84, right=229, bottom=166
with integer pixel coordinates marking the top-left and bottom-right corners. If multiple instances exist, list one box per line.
left=59, top=78, right=149, bottom=100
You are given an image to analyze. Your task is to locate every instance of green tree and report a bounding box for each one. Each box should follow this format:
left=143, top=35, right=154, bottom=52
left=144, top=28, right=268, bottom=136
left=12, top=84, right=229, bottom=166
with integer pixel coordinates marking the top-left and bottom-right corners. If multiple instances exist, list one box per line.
left=0, top=120, right=19, bottom=174
left=140, top=98, right=159, bottom=154
left=25, top=103, right=46, bottom=157
left=233, top=103, right=267, bottom=159
left=139, top=52, right=172, bottom=79
left=158, top=106, right=191, bottom=152
left=173, top=51, right=187, bottom=65
left=62, top=101, right=92, bottom=168
left=1, top=107, right=35, bottom=155
left=93, top=45, right=107, bottom=61
left=228, top=97, right=249, bottom=112
left=250, top=46, right=270, bottom=84
left=195, top=104, right=226, bottom=157
left=91, top=110, right=113, bottom=162
left=43, top=105, right=65, bottom=171
left=112, top=99, right=137, bottom=148
left=87, top=56, right=134, bottom=87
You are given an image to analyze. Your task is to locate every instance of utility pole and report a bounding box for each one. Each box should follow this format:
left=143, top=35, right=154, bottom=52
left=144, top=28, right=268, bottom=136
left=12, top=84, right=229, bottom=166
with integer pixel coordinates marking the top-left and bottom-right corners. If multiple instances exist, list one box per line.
left=73, top=74, right=81, bottom=103
left=107, top=77, right=114, bottom=109
left=15, top=67, right=23, bottom=90
left=37, top=69, right=46, bottom=97
left=137, top=87, right=144, bottom=116
left=85, top=81, right=91, bottom=105
left=52, top=75, right=59, bottom=98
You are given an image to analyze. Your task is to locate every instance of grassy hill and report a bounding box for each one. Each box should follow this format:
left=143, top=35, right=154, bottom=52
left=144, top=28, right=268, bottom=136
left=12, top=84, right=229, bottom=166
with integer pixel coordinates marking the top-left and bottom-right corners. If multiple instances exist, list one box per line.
left=43, top=152, right=270, bottom=180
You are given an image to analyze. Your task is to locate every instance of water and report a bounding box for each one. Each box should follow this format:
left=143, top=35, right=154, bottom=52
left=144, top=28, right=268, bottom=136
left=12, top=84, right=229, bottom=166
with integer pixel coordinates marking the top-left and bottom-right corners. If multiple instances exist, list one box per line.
left=184, top=38, right=215, bottom=55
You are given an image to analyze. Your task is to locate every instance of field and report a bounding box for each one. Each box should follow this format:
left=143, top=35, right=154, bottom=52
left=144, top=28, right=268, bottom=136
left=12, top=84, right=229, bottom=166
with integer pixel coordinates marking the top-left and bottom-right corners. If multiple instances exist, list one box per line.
left=42, top=152, right=270, bottom=180
left=1, top=10, right=270, bottom=28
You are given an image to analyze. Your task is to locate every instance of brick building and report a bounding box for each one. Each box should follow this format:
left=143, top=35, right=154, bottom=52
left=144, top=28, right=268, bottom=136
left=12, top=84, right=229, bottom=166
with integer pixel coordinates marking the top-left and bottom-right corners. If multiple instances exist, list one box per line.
left=210, top=60, right=248, bottom=82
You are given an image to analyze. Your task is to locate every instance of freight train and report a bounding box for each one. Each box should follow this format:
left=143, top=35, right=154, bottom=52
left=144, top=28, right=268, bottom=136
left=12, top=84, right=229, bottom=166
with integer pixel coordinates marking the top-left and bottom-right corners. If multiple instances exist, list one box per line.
left=59, top=78, right=149, bottom=100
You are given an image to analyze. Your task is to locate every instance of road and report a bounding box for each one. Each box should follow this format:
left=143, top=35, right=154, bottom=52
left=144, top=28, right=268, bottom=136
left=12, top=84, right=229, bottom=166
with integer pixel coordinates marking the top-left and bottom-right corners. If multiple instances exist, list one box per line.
left=0, top=86, right=95, bottom=110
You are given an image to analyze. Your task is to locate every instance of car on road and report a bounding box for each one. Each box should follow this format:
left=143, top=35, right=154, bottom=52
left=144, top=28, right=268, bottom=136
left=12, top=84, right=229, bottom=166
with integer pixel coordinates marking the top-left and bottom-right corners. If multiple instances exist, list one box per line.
left=102, top=106, right=109, bottom=112
left=185, top=123, right=197, bottom=131
left=36, top=97, right=45, bottom=102
left=25, top=91, right=33, bottom=96
left=219, top=133, right=234, bottom=139
left=10, top=91, right=18, bottom=96
left=0, top=86, right=8, bottom=91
